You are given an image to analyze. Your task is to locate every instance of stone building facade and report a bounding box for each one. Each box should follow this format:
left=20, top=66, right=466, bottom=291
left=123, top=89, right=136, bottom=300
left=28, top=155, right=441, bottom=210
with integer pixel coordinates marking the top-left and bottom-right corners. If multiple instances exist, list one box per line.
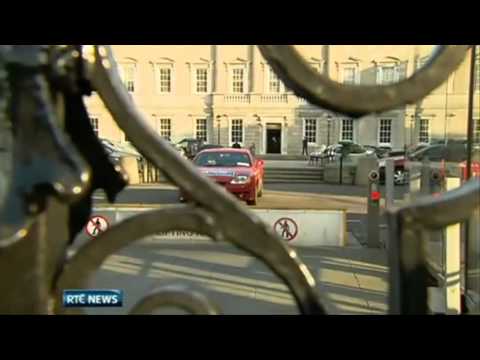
left=85, top=45, right=480, bottom=154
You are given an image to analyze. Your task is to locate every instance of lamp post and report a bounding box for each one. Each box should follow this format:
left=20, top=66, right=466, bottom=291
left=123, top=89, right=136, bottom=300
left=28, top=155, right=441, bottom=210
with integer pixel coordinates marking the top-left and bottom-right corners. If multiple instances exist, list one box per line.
left=326, top=114, right=333, bottom=146
left=410, top=106, right=423, bottom=147
left=466, top=45, right=478, bottom=180
left=464, top=44, right=478, bottom=310
left=410, top=114, right=416, bottom=147
left=444, top=113, right=456, bottom=144
left=283, top=116, right=289, bottom=155
left=253, top=114, right=261, bottom=154
left=216, top=115, right=221, bottom=145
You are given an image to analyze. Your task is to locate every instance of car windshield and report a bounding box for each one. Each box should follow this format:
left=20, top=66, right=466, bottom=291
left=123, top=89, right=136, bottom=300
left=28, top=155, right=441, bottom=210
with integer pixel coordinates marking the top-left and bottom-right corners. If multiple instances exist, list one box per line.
left=195, top=152, right=251, bottom=167
left=410, top=145, right=443, bottom=161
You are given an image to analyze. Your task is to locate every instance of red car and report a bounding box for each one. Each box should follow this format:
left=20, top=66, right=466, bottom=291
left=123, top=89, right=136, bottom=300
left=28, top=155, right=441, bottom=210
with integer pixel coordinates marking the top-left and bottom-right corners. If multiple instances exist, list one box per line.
left=180, top=148, right=265, bottom=205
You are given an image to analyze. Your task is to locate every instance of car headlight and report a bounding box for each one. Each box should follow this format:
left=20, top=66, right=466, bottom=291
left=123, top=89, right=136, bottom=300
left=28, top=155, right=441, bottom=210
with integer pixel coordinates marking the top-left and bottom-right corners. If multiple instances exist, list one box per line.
left=230, top=175, right=251, bottom=184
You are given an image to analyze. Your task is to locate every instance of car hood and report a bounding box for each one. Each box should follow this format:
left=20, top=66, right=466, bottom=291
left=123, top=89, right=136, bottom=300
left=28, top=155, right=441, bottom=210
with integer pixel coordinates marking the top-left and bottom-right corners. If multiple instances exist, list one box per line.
left=198, top=166, right=252, bottom=178
left=379, top=156, right=405, bottom=167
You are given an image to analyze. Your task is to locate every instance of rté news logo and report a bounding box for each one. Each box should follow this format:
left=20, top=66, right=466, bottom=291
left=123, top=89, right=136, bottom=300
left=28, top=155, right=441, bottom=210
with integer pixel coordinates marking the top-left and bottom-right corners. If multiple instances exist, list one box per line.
left=63, top=289, right=124, bottom=308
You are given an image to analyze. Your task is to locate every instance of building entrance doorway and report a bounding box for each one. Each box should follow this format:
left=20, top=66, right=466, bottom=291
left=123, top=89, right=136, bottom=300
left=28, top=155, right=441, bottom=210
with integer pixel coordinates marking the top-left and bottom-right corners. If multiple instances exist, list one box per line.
left=266, top=123, right=282, bottom=154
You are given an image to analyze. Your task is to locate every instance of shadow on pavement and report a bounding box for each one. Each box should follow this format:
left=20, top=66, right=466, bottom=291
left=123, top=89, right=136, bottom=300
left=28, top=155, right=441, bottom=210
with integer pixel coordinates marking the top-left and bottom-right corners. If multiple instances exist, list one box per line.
left=84, top=238, right=389, bottom=315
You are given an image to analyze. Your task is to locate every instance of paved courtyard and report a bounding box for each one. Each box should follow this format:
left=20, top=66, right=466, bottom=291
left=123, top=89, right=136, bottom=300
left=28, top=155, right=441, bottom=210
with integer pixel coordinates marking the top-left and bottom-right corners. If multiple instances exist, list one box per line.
left=72, top=219, right=388, bottom=315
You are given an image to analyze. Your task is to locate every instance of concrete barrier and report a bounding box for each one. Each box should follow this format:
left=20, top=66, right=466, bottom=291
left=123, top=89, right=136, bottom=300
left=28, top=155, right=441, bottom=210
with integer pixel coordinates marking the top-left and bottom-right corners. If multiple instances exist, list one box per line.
left=105, top=208, right=347, bottom=248
left=324, top=162, right=356, bottom=185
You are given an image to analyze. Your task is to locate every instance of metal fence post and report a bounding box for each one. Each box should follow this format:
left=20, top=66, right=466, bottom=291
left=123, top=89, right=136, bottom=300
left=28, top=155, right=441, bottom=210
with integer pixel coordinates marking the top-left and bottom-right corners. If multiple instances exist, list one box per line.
left=385, top=158, right=395, bottom=209
left=367, top=170, right=381, bottom=248
left=339, top=154, right=343, bottom=185
left=444, top=177, right=462, bottom=314
left=421, top=159, right=431, bottom=196
left=408, top=163, right=421, bottom=201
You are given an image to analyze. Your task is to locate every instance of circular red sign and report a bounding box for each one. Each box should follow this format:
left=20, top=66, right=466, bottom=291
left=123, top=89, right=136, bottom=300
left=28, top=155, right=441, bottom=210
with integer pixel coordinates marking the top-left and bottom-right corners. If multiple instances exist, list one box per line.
left=273, top=217, right=298, bottom=241
left=85, top=215, right=110, bottom=238
left=370, top=191, right=381, bottom=201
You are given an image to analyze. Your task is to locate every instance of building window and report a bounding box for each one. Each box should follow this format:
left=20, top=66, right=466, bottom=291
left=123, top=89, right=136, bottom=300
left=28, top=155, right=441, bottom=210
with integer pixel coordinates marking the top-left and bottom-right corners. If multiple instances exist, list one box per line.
left=419, top=118, right=430, bottom=144
left=341, top=119, right=354, bottom=141
left=343, top=67, right=357, bottom=85
left=304, top=119, right=317, bottom=143
left=474, top=118, right=480, bottom=144
left=196, top=118, right=208, bottom=142
left=119, top=63, right=136, bottom=93
left=231, top=67, right=245, bottom=93
left=417, top=56, right=430, bottom=70
left=157, top=118, right=171, bottom=141
left=195, top=68, right=208, bottom=93
left=379, top=65, right=396, bottom=85
left=89, top=117, right=99, bottom=137
left=158, top=67, right=172, bottom=93
left=231, top=119, right=244, bottom=144
left=268, top=67, right=282, bottom=93
left=379, top=119, right=392, bottom=145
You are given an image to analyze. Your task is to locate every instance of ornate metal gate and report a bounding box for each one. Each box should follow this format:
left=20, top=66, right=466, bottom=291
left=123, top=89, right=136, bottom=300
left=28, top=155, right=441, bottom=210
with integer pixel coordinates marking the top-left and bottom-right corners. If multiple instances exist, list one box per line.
left=0, top=45, right=478, bottom=314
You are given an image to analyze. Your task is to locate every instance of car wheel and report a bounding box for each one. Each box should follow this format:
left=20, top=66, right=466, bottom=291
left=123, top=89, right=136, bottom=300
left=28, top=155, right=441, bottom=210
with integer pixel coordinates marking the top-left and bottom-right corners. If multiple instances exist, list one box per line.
left=247, top=187, right=258, bottom=206
left=394, top=169, right=406, bottom=185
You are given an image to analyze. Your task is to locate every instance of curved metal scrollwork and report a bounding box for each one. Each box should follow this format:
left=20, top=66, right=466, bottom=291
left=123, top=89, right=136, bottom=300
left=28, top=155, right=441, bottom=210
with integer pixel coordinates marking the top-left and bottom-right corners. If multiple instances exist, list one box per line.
left=129, top=285, right=221, bottom=315
left=387, top=178, right=480, bottom=314
left=54, top=206, right=217, bottom=314
left=75, top=45, right=325, bottom=314
left=0, top=44, right=474, bottom=315
left=258, top=45, right=470, bottom=117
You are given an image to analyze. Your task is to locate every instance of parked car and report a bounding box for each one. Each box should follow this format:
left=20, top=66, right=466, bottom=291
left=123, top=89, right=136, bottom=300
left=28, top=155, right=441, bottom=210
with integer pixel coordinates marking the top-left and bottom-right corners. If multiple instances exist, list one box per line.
left=379, top=142, right=469, bottom=185
left=99, top=138, right=142, bottom=165
left=378, top=150, right=408, bottom=185
left=324, top=141, right=362, bottom=157
left=100, top=139, right=141, bottom=158
left=405, top=143, right=428, bottom=156
left=364, top=145, right=391, bottom=158
left=179, top=148, right=265, bottom=206
left=408, top=142, right=467, bottom=163
left=198, top=144, right=224, bottom=152
left=176, top=138, right=205, bottom=160
left=324, top=141, right=376, bottom=165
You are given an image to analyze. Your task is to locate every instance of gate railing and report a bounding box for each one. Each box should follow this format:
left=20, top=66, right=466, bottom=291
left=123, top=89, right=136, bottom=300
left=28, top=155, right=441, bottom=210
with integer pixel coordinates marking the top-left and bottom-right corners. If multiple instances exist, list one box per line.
left=0, top=45, right=476, bottom=314
left=386, top=177, right=479, bottom=314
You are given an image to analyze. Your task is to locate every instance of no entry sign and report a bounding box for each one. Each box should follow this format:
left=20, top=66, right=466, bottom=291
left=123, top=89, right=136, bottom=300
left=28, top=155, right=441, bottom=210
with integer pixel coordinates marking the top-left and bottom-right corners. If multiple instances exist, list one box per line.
left=273, top=217, right=298, bottom=241
left=85, top=215, right=110, bottom=238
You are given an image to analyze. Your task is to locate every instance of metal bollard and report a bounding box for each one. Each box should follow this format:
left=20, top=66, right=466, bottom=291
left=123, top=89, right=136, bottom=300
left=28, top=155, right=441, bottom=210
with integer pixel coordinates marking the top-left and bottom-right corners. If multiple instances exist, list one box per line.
left=420, top=159, right=431, bottom=196
left=430, top=169, right=443, bottom=195
left=367, top=170, right=381, bottom=248
left=408, top=163, right=422, bottom=201
left=385, top=158, right=395, bottom=210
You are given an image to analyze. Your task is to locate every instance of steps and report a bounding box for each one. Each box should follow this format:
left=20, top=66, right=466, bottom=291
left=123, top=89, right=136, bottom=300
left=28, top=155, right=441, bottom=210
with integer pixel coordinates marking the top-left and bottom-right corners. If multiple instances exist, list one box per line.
left=264, top=167, right=324, bottom=184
